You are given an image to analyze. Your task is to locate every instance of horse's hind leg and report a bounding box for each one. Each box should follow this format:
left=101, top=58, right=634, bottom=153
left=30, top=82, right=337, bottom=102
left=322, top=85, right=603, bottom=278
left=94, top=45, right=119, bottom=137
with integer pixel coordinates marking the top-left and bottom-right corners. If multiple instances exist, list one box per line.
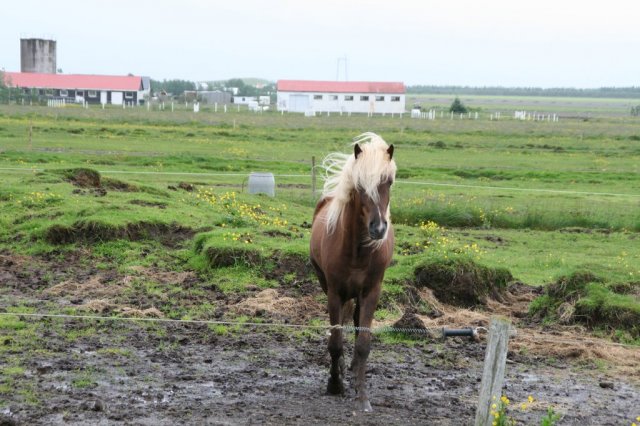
left=326, top=292, right=345, bottom=395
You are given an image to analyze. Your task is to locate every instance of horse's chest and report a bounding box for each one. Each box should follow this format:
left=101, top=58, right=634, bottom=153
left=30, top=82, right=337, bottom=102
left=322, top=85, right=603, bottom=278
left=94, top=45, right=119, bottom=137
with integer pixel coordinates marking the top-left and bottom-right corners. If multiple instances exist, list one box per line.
left=347, top=268, right=369, bottom=286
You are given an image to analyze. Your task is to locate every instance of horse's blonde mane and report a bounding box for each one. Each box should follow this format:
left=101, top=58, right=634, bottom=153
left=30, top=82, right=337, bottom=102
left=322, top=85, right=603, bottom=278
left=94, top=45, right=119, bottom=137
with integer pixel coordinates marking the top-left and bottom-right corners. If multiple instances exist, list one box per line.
left=320, top=132, right=397, bottom=234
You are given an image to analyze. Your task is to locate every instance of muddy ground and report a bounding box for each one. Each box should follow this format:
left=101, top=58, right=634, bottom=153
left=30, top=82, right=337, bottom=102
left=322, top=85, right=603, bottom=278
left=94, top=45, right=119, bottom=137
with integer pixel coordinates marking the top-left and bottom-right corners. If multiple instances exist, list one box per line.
left=0, top=252, right=638, bottom=425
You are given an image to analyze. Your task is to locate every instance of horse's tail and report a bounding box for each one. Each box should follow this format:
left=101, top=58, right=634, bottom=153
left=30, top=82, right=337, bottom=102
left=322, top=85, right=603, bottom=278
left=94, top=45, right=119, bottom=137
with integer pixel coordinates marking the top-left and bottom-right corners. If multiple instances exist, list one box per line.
left=341, top=299, right=355, bottom=326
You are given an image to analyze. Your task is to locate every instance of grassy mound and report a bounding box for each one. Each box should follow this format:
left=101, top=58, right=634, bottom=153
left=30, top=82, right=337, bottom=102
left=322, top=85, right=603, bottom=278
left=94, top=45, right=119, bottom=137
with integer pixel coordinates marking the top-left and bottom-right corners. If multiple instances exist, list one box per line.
left=45, top=220, right=194, bottom=247
left=203, top=246, right=263, bottom=268
left=413, top=257, right=513, bottom=307
left=530, top=271, right=640, bottom=341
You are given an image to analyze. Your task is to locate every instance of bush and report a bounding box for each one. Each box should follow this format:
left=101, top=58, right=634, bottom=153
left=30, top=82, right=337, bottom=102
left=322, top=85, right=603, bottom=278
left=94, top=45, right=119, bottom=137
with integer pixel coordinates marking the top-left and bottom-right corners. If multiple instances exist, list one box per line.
left=449, top=97, right=468, bottom=114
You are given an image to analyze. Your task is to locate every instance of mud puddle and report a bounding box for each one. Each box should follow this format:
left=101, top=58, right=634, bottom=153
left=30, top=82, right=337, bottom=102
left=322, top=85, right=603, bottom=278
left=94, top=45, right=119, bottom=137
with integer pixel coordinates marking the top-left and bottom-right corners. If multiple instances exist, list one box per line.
left=1, top=321, right=637, bottom=426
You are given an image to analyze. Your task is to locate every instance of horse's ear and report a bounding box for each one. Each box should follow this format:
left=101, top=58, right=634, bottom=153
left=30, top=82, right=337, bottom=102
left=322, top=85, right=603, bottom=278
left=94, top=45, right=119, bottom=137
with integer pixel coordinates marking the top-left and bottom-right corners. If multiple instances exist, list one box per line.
left=387, top=144, right=394, bottom=159
left=354, top=143, right=363, bottom=159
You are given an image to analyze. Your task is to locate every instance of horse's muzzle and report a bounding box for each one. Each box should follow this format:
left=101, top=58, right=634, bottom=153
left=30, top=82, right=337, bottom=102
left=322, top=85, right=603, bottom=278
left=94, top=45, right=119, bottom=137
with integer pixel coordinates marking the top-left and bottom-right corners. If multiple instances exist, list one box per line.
left=368, top=220, right=387, bottom=240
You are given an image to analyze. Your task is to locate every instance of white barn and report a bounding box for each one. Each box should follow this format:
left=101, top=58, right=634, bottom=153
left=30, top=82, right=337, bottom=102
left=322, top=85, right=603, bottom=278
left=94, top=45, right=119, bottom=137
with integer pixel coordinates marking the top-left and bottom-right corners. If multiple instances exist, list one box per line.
left=276, top=80, right=405, bottom=114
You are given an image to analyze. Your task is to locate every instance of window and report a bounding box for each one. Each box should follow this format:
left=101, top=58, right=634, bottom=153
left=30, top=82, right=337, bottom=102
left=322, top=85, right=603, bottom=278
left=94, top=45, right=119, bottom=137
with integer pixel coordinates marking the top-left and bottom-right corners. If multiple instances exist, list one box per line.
left=125, top=91, right=134, bottom=99
left=313, top=94, right=323, bottom=100
left=88, top=91, right=97, bottom=98
left=330, top=95, right=338, bottom=101
left=344, top=95, right=354, bottom=101
left=391, top=96, right=401, bottom=102
left=59, top=89, right=68, bottom=97
left=360, top=95, right=369, bottom=101
left=76, top=90, right=84, bottom=97
left=375, top=95, right=385, bottom=101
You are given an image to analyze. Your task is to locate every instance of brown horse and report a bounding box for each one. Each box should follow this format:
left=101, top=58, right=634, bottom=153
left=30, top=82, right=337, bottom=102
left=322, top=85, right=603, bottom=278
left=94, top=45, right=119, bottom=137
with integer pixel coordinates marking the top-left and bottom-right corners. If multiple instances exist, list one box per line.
left=310, top=132, right=396, bottom=412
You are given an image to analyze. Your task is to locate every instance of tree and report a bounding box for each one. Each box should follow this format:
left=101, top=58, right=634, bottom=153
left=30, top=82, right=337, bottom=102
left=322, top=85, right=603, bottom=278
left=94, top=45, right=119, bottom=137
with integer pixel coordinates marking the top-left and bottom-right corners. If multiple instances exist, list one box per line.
left=449, top=97, right=468, bottom=114
left=150, top=79, right=196, bottom=96
left=631, top=105, right=640, bottom=117
left=0, top=71, right=11, bottom=103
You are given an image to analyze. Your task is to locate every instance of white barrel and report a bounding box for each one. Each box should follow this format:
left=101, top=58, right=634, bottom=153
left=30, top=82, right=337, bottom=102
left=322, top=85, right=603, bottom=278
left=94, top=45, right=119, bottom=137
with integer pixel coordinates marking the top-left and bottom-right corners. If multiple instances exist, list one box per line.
left=248, top=172, right=275, bottom=197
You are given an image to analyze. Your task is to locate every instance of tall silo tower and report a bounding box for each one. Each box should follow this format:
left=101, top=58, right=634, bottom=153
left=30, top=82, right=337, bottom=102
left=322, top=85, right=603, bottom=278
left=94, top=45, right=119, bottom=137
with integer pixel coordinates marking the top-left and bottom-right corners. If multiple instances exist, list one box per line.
left=20, top=38, right=57, bottom=74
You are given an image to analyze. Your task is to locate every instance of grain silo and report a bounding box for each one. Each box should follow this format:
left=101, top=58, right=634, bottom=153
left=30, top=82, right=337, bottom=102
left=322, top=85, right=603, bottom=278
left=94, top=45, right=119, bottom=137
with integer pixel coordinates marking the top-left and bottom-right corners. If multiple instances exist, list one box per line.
left=20, top=38, right=57, bottom=74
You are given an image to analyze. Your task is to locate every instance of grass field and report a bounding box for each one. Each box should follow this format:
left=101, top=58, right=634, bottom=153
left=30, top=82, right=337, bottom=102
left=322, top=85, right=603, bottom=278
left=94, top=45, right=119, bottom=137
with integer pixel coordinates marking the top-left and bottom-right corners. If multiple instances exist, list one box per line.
left=0, top=102, right=639, bottom=338
left=408, top=93, right=640, bottom=116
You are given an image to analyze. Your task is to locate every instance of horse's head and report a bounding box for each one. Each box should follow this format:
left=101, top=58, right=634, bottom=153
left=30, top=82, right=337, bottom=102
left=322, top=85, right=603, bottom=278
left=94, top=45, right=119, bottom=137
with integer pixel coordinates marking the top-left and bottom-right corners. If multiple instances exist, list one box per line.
left=321, top=133, right=397, bottom=240
left=353, top=141, right=395, bottom=241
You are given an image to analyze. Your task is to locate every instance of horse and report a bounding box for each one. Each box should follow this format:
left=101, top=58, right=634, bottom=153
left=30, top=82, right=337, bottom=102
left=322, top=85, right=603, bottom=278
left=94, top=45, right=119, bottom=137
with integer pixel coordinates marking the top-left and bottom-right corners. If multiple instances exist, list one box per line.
left=310, top=132, right=396, bottom=412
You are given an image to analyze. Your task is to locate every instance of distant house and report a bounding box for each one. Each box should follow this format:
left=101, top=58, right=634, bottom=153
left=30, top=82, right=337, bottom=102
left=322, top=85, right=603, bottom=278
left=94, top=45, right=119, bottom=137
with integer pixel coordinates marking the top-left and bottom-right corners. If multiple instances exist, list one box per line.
left=276, top=80, right=406, bottom=114
left=232, top=96, right=257, bottom=105
left=3, top=72, right=151, bottom=105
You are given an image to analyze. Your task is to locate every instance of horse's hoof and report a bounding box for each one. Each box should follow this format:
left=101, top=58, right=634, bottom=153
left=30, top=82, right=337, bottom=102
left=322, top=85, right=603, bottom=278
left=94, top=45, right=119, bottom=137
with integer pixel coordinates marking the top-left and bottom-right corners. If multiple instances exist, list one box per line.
left=327, top=378, right=345, bottom=395
left=356, top=399, right=373, bottom=412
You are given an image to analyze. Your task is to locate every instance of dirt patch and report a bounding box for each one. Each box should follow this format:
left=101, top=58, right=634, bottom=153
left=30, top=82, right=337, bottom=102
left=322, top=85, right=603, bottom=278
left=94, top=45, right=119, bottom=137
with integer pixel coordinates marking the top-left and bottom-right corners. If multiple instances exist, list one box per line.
left=484, top=235, right=507, bottom=244
left=78, top=299, right=164, bottom=318
left=391, top=309, right=430, bottom=338
left=102, top=177, right=138, bottom=192
left=414, top=258, right=513, bottom=307
left=262, top=229, right=293, bottom=239
left=265, top=252, right=312, bottom=282
left=45, top=221, right=195, bottom=247
left=178, top=182, right=195, bottom=191
left=129, top=199, right=167, bottom=209
left=405, top=282, right=640, bottom=378
left=0, top=251, right=638, bottom=425
left=230, top=289, right=324, bottom=323
left=43, top=275, right=124, bottom=300
left=60, top=168, right=102, bottom=188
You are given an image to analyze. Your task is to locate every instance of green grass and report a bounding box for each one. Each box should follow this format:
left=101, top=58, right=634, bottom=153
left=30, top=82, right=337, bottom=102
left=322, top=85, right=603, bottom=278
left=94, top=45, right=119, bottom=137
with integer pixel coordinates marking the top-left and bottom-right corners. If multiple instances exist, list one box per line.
left=0, top=104, right=638, bottom=341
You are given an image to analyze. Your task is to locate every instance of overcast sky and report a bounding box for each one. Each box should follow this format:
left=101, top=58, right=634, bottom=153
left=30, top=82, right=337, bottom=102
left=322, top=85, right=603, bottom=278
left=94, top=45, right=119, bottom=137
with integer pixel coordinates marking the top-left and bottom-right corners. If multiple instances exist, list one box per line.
left=1, top=0, right=639, bottom=88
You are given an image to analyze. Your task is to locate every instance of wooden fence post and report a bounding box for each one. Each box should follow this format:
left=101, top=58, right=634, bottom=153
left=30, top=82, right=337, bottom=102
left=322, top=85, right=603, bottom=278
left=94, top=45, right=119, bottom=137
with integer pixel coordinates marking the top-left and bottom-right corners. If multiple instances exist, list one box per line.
left=475, top=317, right=511, bottom=426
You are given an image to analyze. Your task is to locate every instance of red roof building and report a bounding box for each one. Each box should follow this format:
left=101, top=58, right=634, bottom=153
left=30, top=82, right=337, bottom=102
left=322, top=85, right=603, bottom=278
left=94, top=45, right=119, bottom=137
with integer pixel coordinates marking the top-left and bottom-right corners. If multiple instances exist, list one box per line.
left=3, top=72, right=150, bottom=105
left=276, top=79, right=405, bottom=114
left=277, top=80, right=405, bottom=94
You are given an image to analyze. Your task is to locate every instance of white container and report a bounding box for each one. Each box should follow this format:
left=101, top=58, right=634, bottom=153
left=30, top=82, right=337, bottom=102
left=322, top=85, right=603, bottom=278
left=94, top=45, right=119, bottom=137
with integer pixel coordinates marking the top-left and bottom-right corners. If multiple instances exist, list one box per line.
left=248, top=172, right=275, bottom=197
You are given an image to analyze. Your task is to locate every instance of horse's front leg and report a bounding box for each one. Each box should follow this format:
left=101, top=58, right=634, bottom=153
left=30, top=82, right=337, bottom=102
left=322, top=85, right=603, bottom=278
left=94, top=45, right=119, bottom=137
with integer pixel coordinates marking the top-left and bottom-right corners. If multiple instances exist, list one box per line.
left=326, top=292, right=345, bottom=395
left=352, top=287, right=381, bottom=412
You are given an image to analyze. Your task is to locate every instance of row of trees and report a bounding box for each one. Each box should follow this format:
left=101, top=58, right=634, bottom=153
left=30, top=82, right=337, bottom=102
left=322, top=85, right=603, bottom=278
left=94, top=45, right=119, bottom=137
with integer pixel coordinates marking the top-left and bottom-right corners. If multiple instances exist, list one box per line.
left=150, top=78, right=275, bottom=98
left=408, top=85, right=640, bottom=99
left=150, top=79, right=196, bottom=95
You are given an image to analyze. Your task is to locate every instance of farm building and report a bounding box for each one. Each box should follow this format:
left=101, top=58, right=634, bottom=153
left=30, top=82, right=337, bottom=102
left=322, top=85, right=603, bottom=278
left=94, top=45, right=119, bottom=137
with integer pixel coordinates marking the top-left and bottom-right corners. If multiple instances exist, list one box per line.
left=2, top=72, right=151, bottom=106
left=276, top=80, right=406, bottom=114
left=198, top=90, right=232, bottom=105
